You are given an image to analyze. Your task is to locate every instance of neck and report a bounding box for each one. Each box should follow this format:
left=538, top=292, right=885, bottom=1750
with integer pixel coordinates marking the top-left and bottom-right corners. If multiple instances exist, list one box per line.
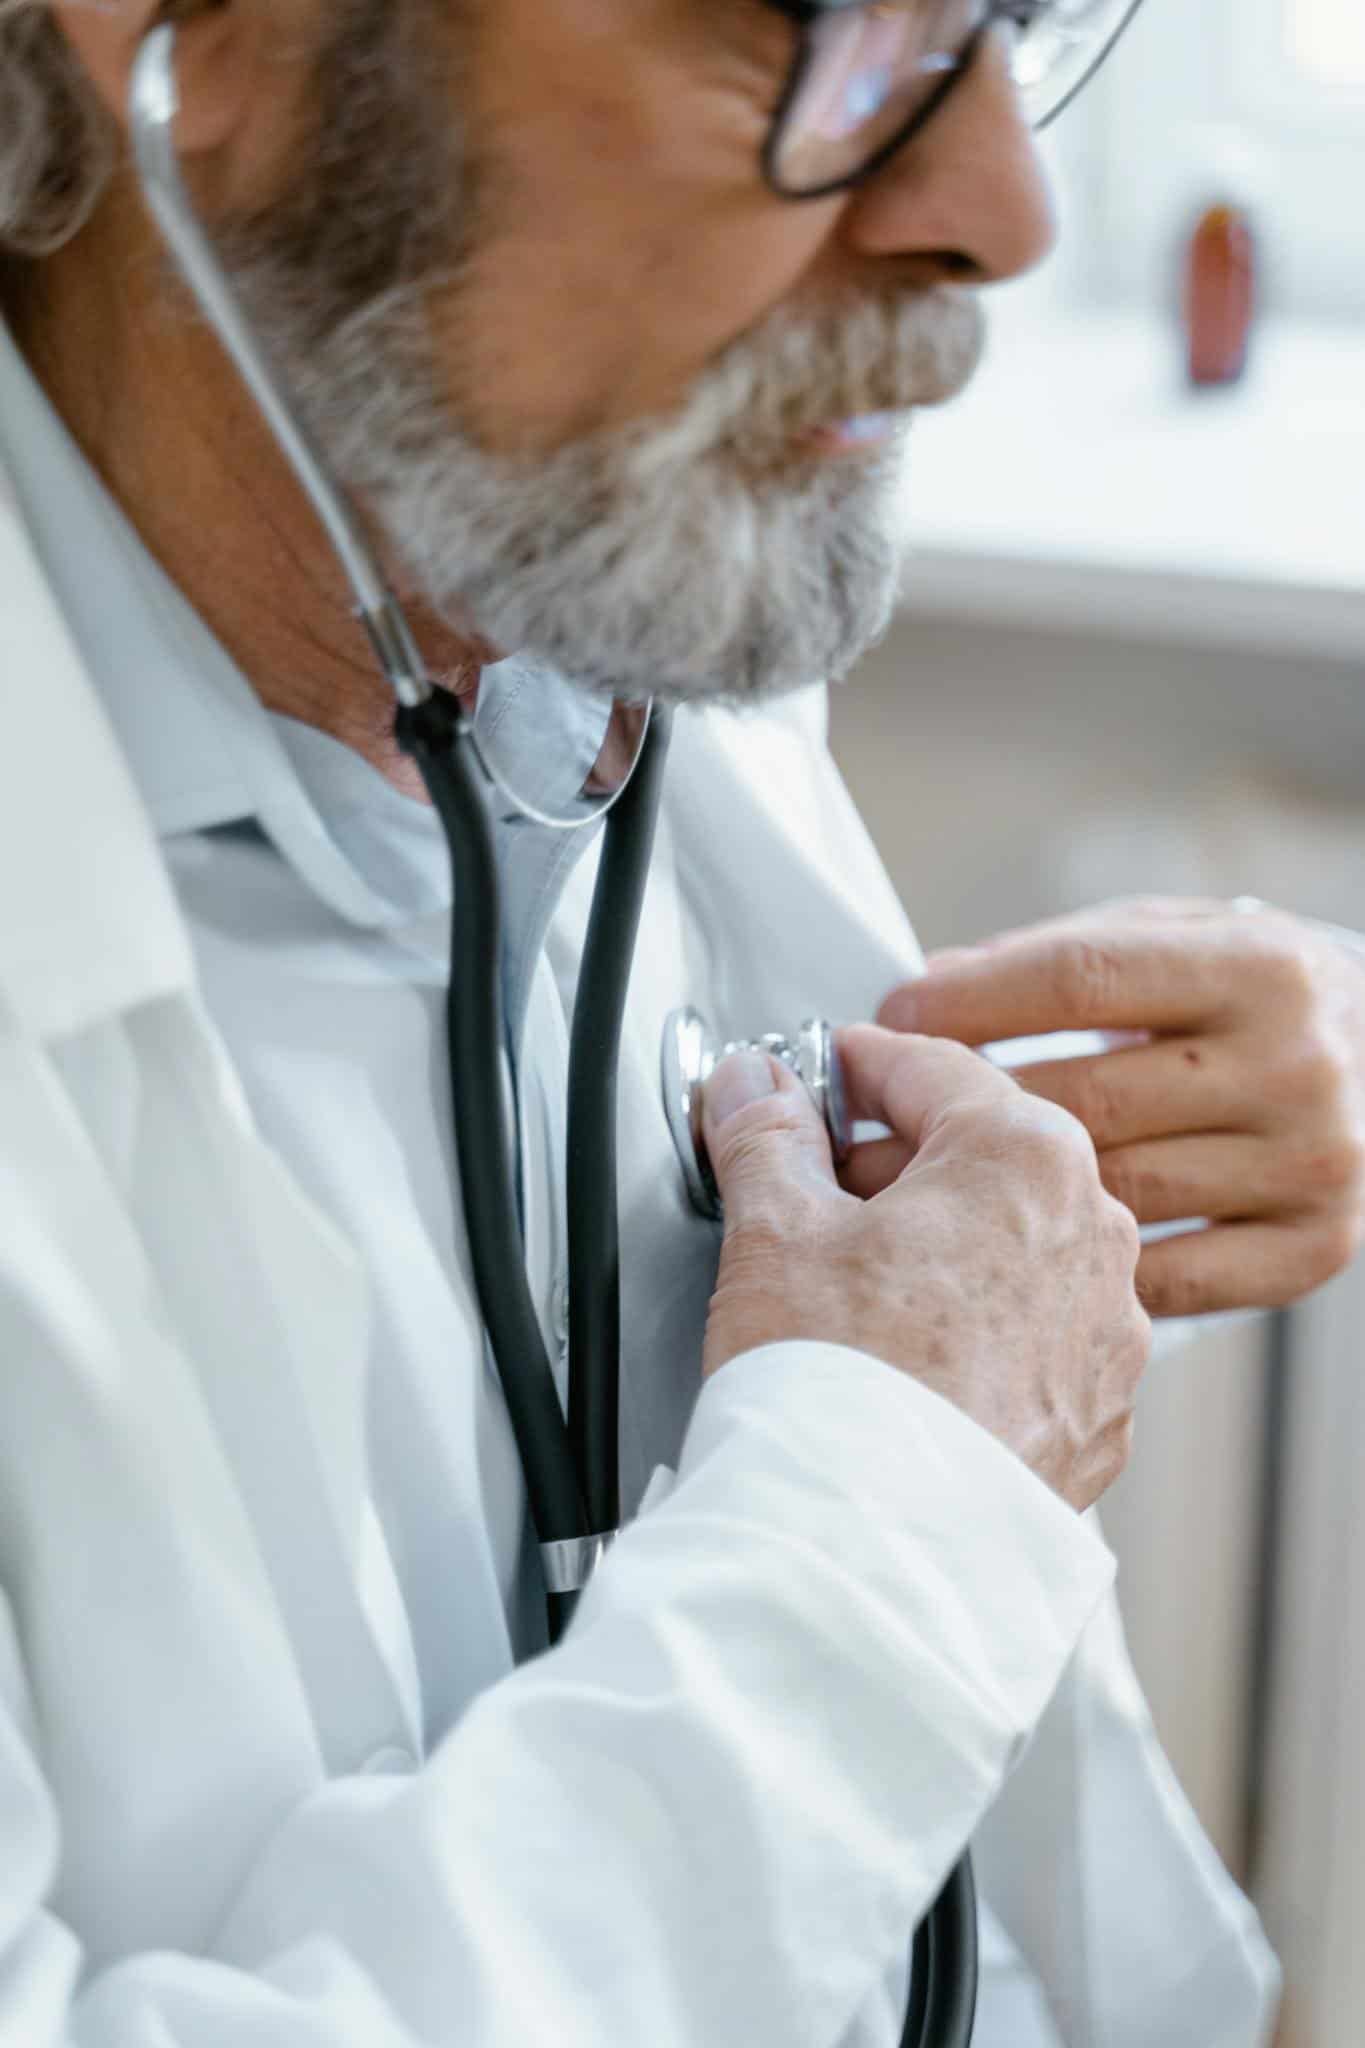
left=6, top=184, right=483, bottom=799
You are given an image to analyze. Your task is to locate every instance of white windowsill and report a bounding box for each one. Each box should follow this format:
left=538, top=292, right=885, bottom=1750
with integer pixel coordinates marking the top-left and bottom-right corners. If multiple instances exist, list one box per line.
left=893, top=312, right=1365, bottom=661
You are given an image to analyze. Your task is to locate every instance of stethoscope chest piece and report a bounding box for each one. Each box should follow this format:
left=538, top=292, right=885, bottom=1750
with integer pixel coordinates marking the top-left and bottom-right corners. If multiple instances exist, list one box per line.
left=662, top=1008, right=851, bottom=1221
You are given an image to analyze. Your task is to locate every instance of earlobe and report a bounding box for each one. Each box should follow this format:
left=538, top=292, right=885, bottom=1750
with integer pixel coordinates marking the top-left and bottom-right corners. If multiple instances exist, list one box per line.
left=53, top=0, right=249, bottom=159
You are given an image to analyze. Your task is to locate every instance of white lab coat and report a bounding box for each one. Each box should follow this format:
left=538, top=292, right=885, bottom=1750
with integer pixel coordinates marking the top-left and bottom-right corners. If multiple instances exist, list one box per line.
left=0, top=428, right=1278, bottom=2047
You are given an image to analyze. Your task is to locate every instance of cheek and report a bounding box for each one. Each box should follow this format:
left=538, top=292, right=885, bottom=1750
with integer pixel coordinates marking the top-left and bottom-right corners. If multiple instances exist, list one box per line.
left=442, top=198, right=838, bottom=452
left=433, top=37, right=843, bottom=451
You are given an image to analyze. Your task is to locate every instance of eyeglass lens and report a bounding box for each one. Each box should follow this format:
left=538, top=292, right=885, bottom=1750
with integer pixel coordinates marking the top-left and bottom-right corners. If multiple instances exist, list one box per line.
left=768, top=0, right=1148, bottom=198
left=771, top=0, right=984, bottom=198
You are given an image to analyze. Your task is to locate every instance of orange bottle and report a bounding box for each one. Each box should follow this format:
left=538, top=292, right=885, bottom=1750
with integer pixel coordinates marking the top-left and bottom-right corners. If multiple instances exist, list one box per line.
left=1183, top=201, right=1258, bottom=389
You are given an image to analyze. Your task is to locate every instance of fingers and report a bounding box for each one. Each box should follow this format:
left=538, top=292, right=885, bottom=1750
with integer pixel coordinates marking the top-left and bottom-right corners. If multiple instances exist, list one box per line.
left=834, top=1024, right=1018, bottom=1145
left=1098, top=1132, right=1360, bottom=1225
left=1138, top=1216, right=1364, bottom=1317
left=1011, top=1037, right=1250, bottom=1150
left=706, top=1028, right=1076, bottom=1225
left=880, top=923, right=1243, bottom=1046
left=920, top=896, right=1263, bottom=966
left=851, top=1108, right=1365, bottom=1220
left=834, top=1025, right=1098, bottom=1208
left=701, top=1049, right=842, bottom=1229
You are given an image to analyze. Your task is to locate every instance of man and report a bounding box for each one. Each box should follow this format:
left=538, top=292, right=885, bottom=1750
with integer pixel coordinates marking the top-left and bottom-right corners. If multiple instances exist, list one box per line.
left=1, top=1, right=1361, bottom=2042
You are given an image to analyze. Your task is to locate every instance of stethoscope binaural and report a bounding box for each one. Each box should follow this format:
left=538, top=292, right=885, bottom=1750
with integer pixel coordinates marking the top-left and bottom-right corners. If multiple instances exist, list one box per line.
left=128, top=26, right=975, bottom=2044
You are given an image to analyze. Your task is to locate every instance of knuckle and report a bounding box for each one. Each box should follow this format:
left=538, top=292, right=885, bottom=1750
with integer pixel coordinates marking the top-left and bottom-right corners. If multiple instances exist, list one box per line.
left=1050, top=938, right=1127, bottom=1025
left=1302, top=1129, right=1365, bottom=1202
left=998, top=1110, right=1099, bottom=1203
left=1126, top=1299, right=1154, bottom=1373
left=1131, top=1297, right=1154, bottom=1348
left=1106, top=1194, right=1144, bottom=1267
left=712, top=1095, right=810, bottom=1171
left=1255, top=1029, right=1345, bottom=1131
left=713, top=1124, right=787, bottom=1193
left=1017, top=1094, right=1095, bottom=1163
left=1067, top=1062, right=1127, bottom=1143
left=1306, top=1214, right=1365, bottom=1291
left=1287, top=1030, right=1352, bottom=1114
left=943, top=1093, right=1020, bottom=1154
left=1253, top=935, right=1320, bottom=1023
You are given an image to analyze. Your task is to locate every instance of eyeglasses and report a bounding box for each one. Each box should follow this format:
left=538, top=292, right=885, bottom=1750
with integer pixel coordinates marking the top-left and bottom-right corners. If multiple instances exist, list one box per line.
left=761, top=0, right=1147, bottom=199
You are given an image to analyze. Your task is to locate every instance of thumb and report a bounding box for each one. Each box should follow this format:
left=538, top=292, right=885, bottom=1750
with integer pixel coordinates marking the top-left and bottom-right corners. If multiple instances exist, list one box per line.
left=701, top=1050, right=838, bottom=1223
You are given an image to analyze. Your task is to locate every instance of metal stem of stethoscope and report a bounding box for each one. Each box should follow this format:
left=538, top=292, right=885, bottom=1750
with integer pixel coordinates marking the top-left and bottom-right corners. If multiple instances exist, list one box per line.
left=128, top=28, right=975, bottom=2039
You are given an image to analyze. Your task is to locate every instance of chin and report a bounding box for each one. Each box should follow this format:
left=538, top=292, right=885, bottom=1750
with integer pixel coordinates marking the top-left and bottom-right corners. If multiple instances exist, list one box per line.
left=480, top=512, right=908, bottom=712
left=360, top=368, right=909, bottom=706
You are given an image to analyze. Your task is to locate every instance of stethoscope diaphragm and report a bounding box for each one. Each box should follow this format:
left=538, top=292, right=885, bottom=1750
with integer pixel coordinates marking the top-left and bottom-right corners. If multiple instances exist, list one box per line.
left=661, top=1008, right=851, bottom=1220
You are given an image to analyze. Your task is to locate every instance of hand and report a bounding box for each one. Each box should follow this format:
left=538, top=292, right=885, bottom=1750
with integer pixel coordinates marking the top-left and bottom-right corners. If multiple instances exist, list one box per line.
left=876, top=898, right=1365, bottom=1318
left=701, top=1028, right=1149, bottom=1514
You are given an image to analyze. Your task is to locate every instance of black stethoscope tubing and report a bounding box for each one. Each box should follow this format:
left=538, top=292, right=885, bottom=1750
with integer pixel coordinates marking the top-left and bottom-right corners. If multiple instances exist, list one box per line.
left=398, top=690, right=975, bottom=2047
left=399, top=689, right=589, bottom=1562
left=565, top=707, right=676, bottom=1542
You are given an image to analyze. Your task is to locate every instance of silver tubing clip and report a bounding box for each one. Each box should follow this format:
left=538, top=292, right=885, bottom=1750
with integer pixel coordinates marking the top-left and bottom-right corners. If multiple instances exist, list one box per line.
left=540, top=1533, right=616, bottom=1595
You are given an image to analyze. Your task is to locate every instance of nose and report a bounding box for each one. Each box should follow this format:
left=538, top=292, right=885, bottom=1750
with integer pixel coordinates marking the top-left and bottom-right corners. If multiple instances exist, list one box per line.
left=840, top=27, right=1057, bottom=286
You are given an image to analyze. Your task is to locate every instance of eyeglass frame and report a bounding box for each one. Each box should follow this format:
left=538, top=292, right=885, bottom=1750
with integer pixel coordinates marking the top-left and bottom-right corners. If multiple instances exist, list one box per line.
left=757, top=0, right=1140, bottom=202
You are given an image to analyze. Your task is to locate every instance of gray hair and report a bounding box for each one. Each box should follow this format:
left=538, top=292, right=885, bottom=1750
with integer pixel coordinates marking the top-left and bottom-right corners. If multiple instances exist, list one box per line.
left=0, top=3, right=116, bottom=255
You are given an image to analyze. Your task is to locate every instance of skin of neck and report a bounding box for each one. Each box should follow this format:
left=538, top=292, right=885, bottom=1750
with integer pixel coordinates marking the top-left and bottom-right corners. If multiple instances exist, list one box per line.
left=5, top=175, right=483, bottom=800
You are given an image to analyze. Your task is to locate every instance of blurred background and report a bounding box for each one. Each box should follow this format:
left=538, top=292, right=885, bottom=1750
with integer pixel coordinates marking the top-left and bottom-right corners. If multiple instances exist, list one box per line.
left=828, top=4, right=1365, bottom=2042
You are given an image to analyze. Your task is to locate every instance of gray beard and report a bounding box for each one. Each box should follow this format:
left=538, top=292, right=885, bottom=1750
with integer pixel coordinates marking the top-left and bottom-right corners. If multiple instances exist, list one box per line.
left=213, top=1, right=983, bottom=706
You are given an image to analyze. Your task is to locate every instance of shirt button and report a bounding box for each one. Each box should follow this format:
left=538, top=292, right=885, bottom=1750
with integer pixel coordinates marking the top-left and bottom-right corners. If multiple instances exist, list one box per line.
left=361, top=1745, right=418, bottom=1777
left=552, top=1272, right=570, bottom=1347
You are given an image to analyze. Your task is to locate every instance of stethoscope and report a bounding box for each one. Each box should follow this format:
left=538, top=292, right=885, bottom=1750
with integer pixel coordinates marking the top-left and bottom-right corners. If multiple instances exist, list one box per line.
left=129, top=25, right=975, bottom=2043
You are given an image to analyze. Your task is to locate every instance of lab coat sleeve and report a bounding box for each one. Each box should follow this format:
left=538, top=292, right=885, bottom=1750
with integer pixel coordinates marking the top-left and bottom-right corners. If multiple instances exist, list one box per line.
left=0, top=1338, right=1113, bottom=2048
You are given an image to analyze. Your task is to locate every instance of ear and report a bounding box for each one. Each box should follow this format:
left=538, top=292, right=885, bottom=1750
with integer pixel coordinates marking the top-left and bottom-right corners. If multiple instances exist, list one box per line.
left=52, top=2, right=256, bottom=160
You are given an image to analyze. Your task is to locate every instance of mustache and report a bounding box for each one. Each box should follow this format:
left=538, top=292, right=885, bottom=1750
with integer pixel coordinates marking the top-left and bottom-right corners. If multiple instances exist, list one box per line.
left=625, top=285, right=985, bottom=474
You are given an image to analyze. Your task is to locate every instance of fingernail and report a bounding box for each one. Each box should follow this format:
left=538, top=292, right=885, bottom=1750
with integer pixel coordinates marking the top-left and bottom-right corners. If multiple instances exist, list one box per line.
left=704, top=1050, right=778, bottom=1127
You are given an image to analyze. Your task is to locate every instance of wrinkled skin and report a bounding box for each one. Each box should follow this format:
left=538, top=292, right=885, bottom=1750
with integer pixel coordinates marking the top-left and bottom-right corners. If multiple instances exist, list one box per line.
left=703, top=1029, right=1149, bottom=1514
left=871, top=897, right=1365, bottom=1317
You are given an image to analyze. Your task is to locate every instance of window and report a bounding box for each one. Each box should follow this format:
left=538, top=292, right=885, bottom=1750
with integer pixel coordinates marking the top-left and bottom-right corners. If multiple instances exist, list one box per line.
left=1284, top=0, right=1365, bottom=90
left=1056, top=0, right=1365, bottom=322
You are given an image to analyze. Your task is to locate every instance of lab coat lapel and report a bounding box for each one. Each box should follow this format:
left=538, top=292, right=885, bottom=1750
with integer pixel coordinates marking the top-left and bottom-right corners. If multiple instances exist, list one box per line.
left=665, top=692, right=926, bottom=1033
left=0, top=452, right=425, bottom=1776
